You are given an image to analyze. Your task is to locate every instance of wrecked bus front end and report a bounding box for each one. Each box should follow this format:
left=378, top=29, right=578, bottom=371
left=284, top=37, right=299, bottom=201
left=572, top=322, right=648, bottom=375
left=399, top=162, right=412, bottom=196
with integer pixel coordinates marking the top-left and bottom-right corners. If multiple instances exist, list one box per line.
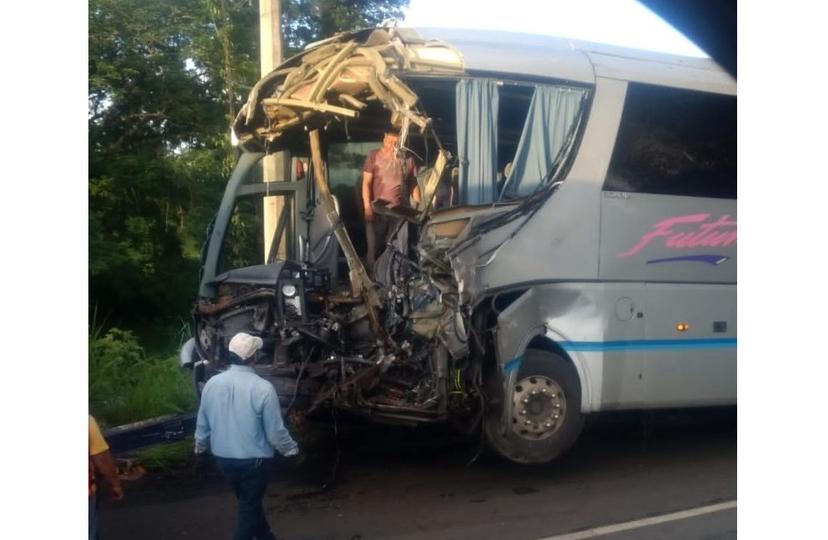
left=190, top=156, right=477, bottom=427
left=190, top=28, right=480, bottom=429
left=183, top=27, right=591, bottom=462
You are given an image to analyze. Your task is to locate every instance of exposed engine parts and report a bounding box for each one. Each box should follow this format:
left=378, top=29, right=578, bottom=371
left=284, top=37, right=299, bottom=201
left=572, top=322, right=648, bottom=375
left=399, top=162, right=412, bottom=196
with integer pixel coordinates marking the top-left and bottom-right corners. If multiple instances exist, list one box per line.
left=194, top=232, right=480, bottom=428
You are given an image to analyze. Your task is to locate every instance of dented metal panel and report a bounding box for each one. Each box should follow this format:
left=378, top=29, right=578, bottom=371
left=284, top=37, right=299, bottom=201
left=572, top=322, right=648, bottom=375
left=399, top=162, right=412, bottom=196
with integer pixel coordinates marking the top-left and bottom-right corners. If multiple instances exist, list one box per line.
left=494, top=284, right=603, bottom=413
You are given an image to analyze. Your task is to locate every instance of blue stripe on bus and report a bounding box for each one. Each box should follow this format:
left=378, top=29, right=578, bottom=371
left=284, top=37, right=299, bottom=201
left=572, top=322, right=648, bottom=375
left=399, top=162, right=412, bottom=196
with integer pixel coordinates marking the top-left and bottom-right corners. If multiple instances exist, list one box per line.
left=502, top=356, right=523, bottom=373
left=560, top=338, right=736, bottom=352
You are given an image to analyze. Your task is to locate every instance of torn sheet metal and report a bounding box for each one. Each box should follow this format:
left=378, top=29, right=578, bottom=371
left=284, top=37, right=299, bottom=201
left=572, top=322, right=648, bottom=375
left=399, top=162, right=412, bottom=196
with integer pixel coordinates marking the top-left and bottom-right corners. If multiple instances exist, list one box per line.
left=233, top=28, right=464, bottom=151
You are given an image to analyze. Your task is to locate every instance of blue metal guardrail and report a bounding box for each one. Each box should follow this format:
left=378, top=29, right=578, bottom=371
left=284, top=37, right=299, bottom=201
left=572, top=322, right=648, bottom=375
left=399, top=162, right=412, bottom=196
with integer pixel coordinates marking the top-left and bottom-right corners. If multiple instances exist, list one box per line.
left=103, top=413, right=196, bottom=454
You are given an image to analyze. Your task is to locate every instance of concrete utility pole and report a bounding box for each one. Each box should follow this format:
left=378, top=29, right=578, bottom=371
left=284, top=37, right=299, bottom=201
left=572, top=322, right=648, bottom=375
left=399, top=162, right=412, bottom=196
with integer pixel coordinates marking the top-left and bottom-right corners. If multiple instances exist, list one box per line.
left=260, top=0, right=287, bottom=261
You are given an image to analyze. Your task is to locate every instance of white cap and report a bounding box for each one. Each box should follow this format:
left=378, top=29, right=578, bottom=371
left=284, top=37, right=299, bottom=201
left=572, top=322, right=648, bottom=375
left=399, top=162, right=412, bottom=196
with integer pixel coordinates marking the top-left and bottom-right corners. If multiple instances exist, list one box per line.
left=228, top=332, right=263, bottom=361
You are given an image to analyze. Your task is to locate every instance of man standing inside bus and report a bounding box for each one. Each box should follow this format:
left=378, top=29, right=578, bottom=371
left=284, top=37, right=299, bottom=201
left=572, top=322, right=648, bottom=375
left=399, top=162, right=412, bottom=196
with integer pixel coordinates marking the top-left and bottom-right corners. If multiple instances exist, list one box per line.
left=361, top=127, right=420, bottom=272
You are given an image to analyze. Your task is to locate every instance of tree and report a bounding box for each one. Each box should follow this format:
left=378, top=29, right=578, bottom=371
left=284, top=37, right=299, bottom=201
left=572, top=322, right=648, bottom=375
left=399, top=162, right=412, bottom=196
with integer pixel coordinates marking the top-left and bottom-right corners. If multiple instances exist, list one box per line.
left=90, top=0, right=239, bottom=346
left=89, top=0, right=409, bottom=349
left=282, top=0, right=409, bottom=55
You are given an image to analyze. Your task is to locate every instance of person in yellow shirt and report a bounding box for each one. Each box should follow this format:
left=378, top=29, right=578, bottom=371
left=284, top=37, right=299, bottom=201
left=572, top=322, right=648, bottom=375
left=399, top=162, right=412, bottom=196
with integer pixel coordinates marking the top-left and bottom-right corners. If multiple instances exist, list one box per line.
left=89, top=415, right=123, bottom=539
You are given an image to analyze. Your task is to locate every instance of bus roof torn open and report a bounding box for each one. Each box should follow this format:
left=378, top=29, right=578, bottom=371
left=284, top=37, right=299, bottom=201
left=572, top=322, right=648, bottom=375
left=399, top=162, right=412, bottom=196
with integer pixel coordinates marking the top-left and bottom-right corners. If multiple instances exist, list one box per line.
left=233, top=28, right=465, bottom=152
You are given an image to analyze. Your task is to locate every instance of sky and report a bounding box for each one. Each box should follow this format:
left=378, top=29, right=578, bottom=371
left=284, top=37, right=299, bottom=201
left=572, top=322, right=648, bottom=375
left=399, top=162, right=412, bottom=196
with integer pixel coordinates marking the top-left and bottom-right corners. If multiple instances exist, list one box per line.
left=402, top=0, right=707, bottom=57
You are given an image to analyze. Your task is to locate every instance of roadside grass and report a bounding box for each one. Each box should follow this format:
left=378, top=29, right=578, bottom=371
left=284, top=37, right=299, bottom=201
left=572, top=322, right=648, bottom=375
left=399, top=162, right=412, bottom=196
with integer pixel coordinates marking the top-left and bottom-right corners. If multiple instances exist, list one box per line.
left=90, top=324, right=197, bottom=472
left=89, top=325, right=196, bottom=428
left=134, top=437, right=195, bottom=473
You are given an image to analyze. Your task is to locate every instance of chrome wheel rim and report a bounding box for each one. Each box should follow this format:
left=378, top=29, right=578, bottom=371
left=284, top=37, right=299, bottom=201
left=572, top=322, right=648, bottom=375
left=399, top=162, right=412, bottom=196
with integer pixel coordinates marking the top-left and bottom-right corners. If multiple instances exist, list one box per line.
left=511, top=375, right=566, bottom=440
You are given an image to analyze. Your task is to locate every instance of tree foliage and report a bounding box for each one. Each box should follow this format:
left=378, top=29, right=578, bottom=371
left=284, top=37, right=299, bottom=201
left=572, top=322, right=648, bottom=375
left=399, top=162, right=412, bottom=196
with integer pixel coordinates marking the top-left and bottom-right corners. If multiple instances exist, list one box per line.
left=89, top=0, right=409, bottom=350
left=282, top=0, right=408, bottom=54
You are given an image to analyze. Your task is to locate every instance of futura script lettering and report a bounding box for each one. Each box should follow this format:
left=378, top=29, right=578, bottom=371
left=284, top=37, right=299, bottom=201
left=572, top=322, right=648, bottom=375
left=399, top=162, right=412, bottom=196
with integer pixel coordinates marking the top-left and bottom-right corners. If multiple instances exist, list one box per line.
left=617, top=213, right=737, bottom=257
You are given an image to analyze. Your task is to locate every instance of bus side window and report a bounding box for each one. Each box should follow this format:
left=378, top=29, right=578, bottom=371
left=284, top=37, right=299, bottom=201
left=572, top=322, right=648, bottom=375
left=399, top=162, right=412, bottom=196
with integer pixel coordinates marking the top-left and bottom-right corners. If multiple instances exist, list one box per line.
left=604, top=83, right=736, bottom=199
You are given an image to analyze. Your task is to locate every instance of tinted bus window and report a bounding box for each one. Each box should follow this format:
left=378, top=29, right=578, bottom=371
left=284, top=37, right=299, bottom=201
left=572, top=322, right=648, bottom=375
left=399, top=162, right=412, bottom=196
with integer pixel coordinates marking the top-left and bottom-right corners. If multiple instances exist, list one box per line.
left=605, top=83, right=736, bottom=199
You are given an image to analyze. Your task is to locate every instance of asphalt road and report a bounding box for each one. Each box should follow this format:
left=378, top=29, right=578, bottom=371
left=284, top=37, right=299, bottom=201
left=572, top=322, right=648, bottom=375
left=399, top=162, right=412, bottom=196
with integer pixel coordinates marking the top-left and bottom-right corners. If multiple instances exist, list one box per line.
left=98, top=408, right=736, bottom=540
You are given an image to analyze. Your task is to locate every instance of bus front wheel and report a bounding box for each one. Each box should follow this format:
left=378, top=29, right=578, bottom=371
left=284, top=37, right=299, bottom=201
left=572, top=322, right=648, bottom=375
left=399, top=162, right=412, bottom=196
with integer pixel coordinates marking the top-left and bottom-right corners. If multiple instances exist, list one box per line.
left=484, top=348, right=585, bottom=464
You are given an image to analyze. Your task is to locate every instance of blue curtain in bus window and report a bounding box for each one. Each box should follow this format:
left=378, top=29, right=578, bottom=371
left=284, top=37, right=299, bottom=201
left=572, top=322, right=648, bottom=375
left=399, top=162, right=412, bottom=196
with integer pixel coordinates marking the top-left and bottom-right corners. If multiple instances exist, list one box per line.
left=455, top=79, right=499, bottom=205
left=501, top=85, right=586, bottom=198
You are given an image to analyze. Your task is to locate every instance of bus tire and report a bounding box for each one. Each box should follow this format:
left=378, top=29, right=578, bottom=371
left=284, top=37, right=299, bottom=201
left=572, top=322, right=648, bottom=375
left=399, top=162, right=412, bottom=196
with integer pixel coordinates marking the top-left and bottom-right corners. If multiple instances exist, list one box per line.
left=484, top=348, right=584, bottom=464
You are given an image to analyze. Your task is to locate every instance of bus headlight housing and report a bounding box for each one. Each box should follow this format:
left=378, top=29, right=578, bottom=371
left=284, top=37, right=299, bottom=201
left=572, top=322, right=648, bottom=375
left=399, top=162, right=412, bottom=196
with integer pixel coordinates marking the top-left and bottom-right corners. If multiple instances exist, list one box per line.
left=281, top=284, right=297, bottom=297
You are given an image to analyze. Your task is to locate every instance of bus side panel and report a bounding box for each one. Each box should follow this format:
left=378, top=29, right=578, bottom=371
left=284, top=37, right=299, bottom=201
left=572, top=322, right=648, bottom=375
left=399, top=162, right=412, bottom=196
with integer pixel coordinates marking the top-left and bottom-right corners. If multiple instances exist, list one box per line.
left=598, top=192, right=737, bottom=284
left=494, top=280, right=734, bottom=413
left=495, top=282, right=653, bottom=414
left=598, top=193, right=736, bottom=408
left=640, top=283, right=736, bottom=407
left=591, top=282, right=648, bottom=410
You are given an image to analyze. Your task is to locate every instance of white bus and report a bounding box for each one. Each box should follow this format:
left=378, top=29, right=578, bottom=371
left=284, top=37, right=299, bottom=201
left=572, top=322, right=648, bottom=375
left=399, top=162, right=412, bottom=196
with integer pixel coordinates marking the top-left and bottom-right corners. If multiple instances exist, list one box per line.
left=181, top=27, right=736, bottom=464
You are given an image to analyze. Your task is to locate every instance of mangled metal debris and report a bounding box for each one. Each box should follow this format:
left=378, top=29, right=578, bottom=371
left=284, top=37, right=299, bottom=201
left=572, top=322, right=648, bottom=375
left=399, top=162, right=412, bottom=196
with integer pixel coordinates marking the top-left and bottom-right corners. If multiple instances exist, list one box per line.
left=233, top=28, right=464, bottom=152
left=189, top=28, right=477, bottom=434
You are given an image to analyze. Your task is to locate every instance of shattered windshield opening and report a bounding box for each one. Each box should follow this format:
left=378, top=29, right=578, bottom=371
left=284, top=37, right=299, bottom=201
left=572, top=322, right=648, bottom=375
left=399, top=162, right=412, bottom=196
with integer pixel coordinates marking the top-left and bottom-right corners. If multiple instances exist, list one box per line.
left=217, top=196, right=264, bottom=275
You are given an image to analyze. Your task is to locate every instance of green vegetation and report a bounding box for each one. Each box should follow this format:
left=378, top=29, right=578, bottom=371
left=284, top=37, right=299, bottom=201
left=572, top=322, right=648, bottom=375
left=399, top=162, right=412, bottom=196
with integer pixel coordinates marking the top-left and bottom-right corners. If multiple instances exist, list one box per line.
left=89, top=326, right=196, bottom=426
left=89, top=0, right=410, bottom=424
left=135, top=437, right=196, bottom=472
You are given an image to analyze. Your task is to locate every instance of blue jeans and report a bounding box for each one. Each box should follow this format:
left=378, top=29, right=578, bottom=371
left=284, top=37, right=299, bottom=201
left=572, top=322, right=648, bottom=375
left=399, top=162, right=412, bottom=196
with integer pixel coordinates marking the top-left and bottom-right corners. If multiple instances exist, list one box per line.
left=215, top=457, right=276, bottom=540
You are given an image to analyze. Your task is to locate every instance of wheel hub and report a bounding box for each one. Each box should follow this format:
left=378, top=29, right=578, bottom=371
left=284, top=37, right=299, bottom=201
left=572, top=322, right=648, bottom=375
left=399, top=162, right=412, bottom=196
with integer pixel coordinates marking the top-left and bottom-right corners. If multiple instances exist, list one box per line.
left=511, top=375, right=566, bottom=440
